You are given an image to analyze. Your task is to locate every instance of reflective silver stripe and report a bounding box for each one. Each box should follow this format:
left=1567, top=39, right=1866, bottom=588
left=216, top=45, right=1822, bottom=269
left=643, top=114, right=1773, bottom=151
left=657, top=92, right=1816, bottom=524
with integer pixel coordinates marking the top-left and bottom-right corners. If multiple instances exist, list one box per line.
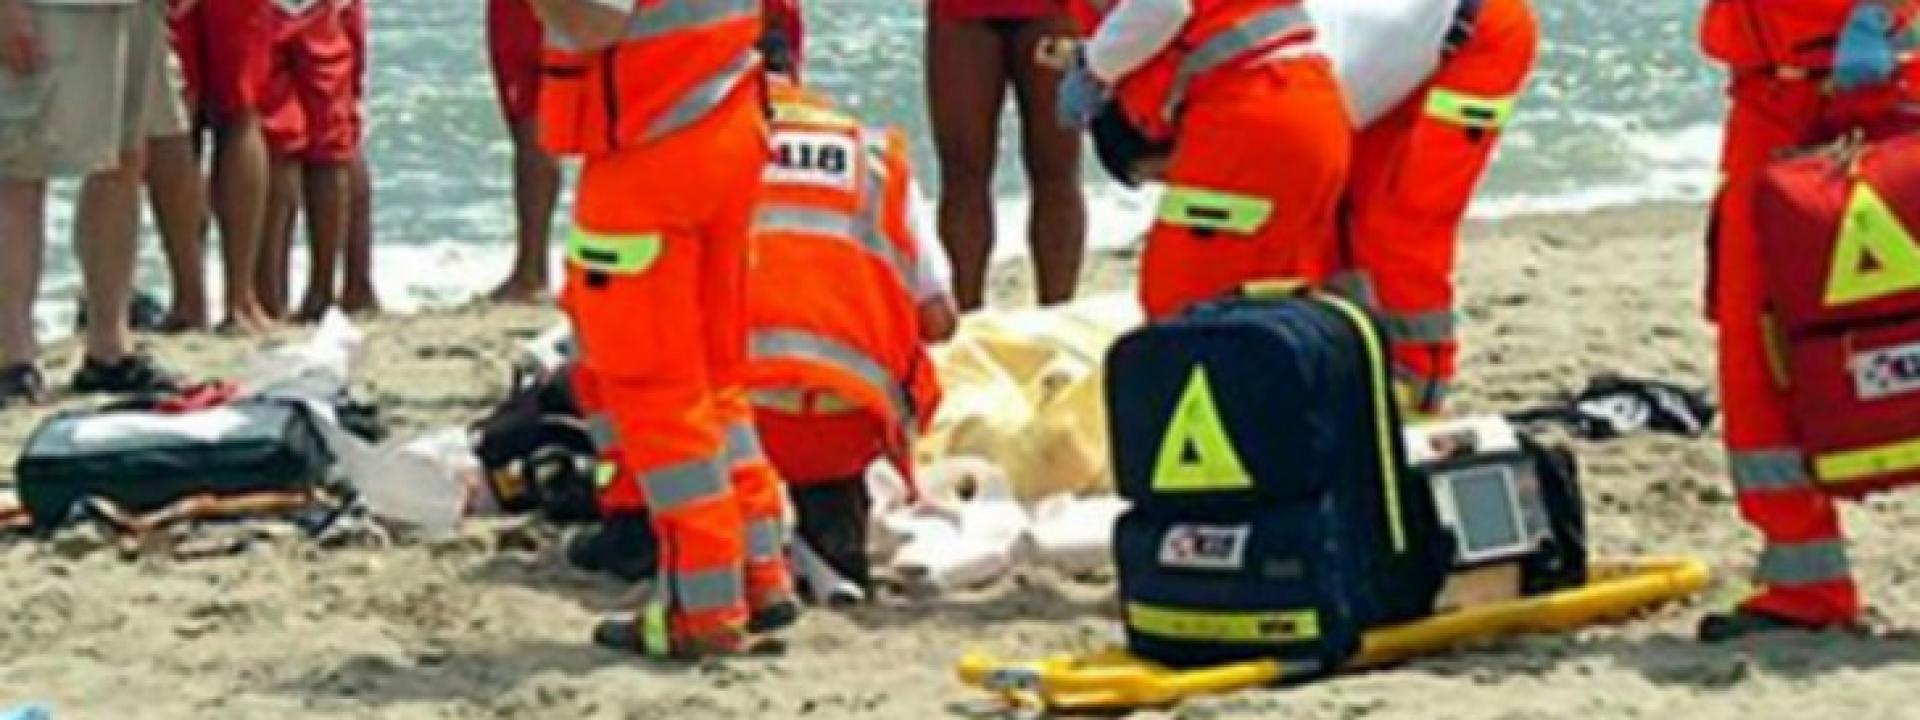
left=1326, top=270, right=1378, bottom=308
left=639, top=458, right=730, bottom=511
left=586, top=413, right=619, bottom=452
left=644, top=50, right=760, bottom=143
left=545, top=26, right=580, bottom=52
left=752, top=388, right=863, bottom=415
left=1730, top=450, right=1813, bottom=494
left=724, top=421, right=766, bottom=469
left=625, top=0, right=758, bottom=41
left=751, top=329, right=914, bottom=427
left=1756, top=540, right=1852, bottom=587
left=672, top=566, right=746, bottom=612
left=747, top=519, right=784, bottom=561
left=1163, top=6, right=1312, bottom=121
left=1382, top=310, right=1457, bottom=345
left=756, top=203, right=914, bottom=285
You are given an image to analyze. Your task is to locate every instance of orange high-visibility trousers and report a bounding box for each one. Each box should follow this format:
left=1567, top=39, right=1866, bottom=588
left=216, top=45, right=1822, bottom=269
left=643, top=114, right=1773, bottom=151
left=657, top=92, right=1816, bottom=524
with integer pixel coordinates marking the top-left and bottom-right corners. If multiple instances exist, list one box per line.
left=1709, top=72, right=1903, bottom=626
left=1140, top=57, right=1351, bottom=320
left=562, top=87, right=786, bottom=643
left=1336, top=0, right=1538, bottom=414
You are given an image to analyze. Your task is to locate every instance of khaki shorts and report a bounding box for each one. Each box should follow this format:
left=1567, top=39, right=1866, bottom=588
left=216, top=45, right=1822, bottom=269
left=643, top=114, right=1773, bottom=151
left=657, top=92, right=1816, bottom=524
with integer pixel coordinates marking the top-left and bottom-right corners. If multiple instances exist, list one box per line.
left=0, top=0, right=188, bottom=179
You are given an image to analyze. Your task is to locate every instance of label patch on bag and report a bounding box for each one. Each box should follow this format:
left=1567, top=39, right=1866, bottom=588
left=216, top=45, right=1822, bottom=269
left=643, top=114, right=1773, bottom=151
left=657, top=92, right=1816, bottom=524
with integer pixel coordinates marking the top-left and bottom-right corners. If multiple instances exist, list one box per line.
left=1827, top=182, right=1920, bottom=307
left=768, top=131, right=858, bottom=191
left=1158, top=523, right=1251, bottom=570
left=1852, top=340, right=1920, bottom=401
left=1152, top=366, right=1253, bottom=493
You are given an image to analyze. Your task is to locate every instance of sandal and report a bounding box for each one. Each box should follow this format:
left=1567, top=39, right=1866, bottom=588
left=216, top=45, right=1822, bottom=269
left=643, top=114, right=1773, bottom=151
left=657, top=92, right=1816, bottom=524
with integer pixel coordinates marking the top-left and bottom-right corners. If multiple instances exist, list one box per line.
left=70, top=353, right=184, bottom=397
left=0, top=363, right=48, bottom=409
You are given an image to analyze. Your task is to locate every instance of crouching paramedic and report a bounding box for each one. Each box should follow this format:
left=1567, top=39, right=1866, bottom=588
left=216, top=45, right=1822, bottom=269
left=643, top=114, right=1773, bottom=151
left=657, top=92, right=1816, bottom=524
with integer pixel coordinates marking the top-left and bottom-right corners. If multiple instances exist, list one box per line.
left=749, top=37, right=956, bottom=592
left=1697, top=0, right=1919, bottom=641
left=1312, top=0, right=1538, bottom=416
left=526, top=0, right=796, bottom=657
left=1056, top=0, right=1350, bottom=320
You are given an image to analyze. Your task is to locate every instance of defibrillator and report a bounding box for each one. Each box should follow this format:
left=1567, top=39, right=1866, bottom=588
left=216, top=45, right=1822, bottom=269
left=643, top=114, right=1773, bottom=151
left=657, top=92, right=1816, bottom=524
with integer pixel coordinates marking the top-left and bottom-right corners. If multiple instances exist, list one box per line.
left=1405, top=417, right=1550, bottom=567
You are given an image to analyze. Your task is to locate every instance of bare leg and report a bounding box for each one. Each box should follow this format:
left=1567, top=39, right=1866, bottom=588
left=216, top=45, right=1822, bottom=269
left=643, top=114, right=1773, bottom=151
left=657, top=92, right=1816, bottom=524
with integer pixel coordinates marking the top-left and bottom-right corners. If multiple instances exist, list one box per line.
left=258, top=158, right=302, bottom=319
left=147, top=133, right=211, bottom=331
left=0, top=178, right=48, bottom=366
left=1010, top=18, right=1086, bottom=306
left=294, top=161, right=349, bottom=322
left=927, top=16, right=1010, bottom=311
left=340, top=155, right=380, bottom=313
left=75, top=148, right=148, bottom=364
left=490, top=119, right=561, bottom=304
left=211, top=116, right=274, bottom=332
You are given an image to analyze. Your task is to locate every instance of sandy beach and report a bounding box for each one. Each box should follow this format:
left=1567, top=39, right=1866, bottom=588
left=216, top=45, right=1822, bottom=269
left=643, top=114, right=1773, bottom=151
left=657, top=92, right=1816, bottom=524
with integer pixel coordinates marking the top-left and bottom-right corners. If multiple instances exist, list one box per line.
left=7, top=202, right=1920, bottom=719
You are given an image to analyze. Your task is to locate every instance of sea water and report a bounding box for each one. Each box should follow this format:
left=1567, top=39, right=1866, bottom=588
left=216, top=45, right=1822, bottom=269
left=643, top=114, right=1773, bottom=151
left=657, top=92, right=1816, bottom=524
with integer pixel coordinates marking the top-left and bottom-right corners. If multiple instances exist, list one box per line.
left=27, top=0, right=1723, bottom=336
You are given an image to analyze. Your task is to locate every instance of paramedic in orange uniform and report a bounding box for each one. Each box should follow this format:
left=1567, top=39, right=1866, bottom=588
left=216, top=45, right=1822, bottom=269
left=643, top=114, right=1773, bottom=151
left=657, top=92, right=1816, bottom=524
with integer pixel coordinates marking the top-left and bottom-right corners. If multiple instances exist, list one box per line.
left=1698, top=0, right=1919, bottom=641
left=1057, top=0, right=1350, bottom=320
left=750, top=35, right=955, bottom=590
left=1318, top=0, right=1538, bottom=417
left=527, top=0, right=796, bottom=657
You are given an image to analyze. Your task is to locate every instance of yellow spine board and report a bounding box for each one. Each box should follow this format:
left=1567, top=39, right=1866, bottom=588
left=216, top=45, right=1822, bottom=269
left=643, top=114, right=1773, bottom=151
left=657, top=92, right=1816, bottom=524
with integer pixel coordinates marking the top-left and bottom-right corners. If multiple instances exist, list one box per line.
left=957, top=557, right=1711, bottom=712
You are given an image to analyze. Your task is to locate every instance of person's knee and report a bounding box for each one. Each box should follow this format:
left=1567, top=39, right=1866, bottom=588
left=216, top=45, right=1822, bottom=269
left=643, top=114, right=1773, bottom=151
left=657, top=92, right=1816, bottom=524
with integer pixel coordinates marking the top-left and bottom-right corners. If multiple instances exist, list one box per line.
left=103, top=145, right=150, bottom=184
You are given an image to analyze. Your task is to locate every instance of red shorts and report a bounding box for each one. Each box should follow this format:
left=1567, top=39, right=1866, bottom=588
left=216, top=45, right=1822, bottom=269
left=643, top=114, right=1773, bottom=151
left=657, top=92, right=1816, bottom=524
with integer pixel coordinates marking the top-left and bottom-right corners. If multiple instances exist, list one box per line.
left=171, top=0, right=274, bottom=120
left=757, top=407, right=888, bottom=487
left=262, top=2, right=362, bottom=162
left=930, top=0, right=1055, bottom=21
left=488, top=0, right=543, bottom=124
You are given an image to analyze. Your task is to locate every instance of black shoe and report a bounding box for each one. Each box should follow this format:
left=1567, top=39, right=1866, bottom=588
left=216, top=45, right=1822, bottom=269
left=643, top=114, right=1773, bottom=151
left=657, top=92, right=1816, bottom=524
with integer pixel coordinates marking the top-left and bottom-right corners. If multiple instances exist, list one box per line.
left=566, top=512, right=659, bottom=583
left=748, top=598, right=801, bottom=634
left=791, top=479, right=872, bottom=592
left=69, top=354, right=183, bottom=397
left=1697, top=609, right=1831, bottom=643
left=0, top=363, right=48, bottom=409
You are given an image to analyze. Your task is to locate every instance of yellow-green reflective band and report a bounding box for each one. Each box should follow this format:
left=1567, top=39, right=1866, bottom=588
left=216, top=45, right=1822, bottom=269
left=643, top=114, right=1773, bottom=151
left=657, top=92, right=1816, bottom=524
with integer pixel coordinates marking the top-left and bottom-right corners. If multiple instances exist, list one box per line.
left=568, top=229, right=663, bottom=275
left=642, top=603, right=672, bottom=656
left=1825, top=182, right=1920, bottom=307
left=1126, top=603, right=1321, bottom=643
left=1814, top=435, right=1920, bottom=484
left=1157, top=186, right=1273, bottom=234
left=1319, top=294, right=1408, bottom=553
left=1425, top=88, right=1516, bottom=130
left=594, top=461, right=618, bottom=490
left=772, top=101, right=856, bottom=128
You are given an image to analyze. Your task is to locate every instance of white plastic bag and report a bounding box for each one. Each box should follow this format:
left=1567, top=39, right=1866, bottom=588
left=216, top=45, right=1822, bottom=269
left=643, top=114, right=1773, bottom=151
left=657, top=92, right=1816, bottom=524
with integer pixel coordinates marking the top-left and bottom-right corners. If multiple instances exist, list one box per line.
left=1025, top=493, right=1129, bottom=576
left=886, top=457, right=1029, bottom=592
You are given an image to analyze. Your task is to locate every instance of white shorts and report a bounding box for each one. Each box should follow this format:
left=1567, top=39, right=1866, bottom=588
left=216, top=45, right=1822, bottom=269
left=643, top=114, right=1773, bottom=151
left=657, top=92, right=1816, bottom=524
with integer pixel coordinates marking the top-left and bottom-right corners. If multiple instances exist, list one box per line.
left=0, top=0, right=188, bottom=179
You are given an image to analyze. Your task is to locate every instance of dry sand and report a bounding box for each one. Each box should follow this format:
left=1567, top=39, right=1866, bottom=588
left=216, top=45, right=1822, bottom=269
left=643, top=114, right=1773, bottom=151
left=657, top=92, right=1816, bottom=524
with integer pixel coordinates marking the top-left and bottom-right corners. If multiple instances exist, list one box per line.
left=8, top=203, right=1920, bottom=719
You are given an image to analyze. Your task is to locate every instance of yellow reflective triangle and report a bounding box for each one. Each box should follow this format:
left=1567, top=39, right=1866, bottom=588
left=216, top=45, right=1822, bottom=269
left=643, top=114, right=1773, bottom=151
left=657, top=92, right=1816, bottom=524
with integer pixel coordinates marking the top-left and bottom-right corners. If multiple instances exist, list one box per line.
left=1152, top=366, right=1252, bottom=493
left=1826, top=182, right=1920, bottom=306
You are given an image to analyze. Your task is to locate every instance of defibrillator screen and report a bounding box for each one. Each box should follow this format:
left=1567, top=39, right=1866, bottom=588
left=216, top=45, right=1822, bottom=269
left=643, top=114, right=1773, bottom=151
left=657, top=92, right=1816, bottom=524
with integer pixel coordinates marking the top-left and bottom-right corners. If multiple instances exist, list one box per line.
left=1450, top=466, right=1525, bottom=557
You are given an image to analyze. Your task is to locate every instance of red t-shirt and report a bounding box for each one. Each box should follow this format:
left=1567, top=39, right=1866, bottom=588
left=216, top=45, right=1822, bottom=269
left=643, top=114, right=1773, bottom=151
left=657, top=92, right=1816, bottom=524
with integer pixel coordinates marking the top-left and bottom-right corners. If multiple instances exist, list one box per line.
left=930, top=0, right=1056, bottom=21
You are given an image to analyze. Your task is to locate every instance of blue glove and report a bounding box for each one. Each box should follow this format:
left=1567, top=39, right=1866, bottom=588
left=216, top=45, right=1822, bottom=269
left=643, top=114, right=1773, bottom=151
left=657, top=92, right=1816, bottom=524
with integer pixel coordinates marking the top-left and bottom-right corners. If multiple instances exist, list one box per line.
left=1056, top=52, right=1109, bottom=130
left=1835, top=3, right=1898, bottom=92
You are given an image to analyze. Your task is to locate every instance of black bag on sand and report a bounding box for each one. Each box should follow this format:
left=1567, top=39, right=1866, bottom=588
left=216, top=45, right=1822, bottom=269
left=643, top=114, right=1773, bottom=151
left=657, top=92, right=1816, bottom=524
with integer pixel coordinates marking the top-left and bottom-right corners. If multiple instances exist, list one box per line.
left=472, top=363, right=602, bottom=523
left=1519, top=436, right=1587, bottom=595
left=1107, top=287, right=1454, bottom=673
left=15, top=399, right=331, bottom=530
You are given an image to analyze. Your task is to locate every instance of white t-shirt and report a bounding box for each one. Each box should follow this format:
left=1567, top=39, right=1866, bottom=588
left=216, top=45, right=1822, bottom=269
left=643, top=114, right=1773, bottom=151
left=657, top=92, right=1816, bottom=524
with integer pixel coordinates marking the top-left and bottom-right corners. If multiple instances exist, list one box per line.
left=903, top=177, right=955, bottom=305
left=1305, top=0, right=1458, bottom=126
left=1085, top=0, right=1458, bottom=128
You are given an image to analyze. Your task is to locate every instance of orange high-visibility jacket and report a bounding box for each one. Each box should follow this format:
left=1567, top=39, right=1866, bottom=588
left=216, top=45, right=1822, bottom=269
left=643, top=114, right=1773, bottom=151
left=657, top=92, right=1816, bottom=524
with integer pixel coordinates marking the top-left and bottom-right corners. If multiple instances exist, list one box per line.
left=537, top=0, right=762, bottom=156
left=1065, top=0, right=1315, bottom=140
left=1702, top=0, right=1916, bottom=71
left=746, top=83, right=943, bottom=446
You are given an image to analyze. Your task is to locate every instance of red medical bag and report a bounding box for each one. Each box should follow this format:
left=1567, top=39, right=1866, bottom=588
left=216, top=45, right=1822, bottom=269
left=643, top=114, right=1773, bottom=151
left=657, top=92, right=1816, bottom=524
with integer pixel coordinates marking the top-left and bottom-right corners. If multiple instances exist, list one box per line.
left=1757, top=131, right=1920, bottom=497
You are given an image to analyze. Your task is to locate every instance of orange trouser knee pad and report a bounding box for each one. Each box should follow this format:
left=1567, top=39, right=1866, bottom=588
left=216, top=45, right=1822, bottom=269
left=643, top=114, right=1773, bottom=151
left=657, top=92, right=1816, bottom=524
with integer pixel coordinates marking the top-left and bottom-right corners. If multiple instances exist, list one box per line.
left=1140, top=59, right=1350, bottom=320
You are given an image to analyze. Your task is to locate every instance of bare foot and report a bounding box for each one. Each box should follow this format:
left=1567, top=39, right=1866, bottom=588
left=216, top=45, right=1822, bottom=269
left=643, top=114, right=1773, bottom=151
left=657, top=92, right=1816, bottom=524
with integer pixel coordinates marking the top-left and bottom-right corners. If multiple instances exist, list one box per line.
left=293, top=294, right=336, bottom=324
left=158, top=313, right=212, bottom=334
left=488, top=275, right=552, bottom=305
left=340, top=290, right=383, bottom=317
left=219, top=306, right=279, bottom=336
